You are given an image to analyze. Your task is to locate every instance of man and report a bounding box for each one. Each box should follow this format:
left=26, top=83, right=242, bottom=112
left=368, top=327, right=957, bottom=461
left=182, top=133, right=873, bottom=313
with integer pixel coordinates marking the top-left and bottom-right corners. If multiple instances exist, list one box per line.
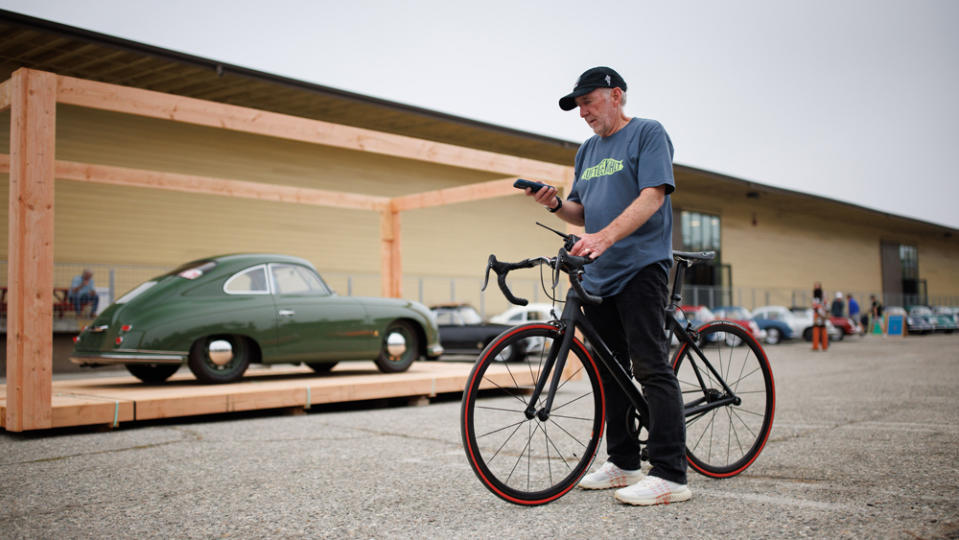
left=847, top=293, right=862, bottom=331
left=524, top=66, right=688, bottom=506
left=69, top=269, right=99, bottom=317
left=831, top=292, right=845, bottom=317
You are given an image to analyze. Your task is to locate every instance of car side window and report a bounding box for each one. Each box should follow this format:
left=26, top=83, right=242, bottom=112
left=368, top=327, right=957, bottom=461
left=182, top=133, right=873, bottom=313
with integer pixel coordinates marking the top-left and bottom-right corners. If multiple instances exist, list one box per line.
left=271, top=264, right=331, bottom=295
left=224, top=266, right=270, bottom=294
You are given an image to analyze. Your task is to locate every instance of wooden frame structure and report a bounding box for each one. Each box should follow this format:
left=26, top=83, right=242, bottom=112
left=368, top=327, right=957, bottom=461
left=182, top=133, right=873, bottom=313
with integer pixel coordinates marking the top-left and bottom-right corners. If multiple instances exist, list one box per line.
left=0, top=68, right=574, bottom=431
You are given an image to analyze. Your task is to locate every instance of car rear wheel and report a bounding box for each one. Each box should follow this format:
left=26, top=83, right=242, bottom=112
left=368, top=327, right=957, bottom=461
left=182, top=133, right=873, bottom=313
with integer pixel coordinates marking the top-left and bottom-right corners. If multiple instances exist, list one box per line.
left=375, top=321, right=418, bottom=373
left=188, top=335, right=251, bottom=383
left=307, top=361, right=338, bottom=374
left=765, top=327, right=782, bottom=345
left=126, top=363, right=180, bottom=384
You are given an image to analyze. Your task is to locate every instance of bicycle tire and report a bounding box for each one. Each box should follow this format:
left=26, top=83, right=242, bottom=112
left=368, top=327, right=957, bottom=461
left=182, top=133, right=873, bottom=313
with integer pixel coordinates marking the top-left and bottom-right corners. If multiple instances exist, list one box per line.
left=672, top=321, right=775, bottom=478
left=461, top=323, right=605, bottom=505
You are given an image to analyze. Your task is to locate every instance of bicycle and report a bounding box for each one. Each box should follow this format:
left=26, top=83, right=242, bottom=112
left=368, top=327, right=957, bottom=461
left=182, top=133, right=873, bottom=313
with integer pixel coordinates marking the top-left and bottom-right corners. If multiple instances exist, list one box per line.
left=460, top=223, right=775, bottom=505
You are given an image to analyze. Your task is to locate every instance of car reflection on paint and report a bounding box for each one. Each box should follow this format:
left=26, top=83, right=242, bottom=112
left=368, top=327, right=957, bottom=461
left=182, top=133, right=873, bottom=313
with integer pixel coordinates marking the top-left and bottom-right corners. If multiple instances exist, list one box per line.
left=71, top=254, right=443, bottom=384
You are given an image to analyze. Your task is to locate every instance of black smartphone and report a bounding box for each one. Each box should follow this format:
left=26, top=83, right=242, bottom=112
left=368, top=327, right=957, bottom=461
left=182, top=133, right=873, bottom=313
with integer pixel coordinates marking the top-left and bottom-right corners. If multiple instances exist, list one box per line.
left=513, top=178, right=554, bottom=193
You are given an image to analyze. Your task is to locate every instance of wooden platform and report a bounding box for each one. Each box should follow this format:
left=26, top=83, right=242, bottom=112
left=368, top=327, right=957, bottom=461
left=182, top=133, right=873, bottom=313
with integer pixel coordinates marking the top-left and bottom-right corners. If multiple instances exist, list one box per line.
left=0, top=361, right=522, bottom=431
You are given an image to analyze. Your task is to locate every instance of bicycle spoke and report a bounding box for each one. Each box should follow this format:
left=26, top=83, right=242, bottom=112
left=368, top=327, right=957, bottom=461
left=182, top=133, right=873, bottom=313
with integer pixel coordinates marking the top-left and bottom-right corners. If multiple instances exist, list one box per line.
left=675, top=322, right=773, bottom=478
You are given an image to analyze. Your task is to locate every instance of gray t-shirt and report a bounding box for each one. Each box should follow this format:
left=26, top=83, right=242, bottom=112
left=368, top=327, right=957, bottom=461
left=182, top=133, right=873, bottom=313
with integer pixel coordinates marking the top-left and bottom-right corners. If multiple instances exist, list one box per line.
left=568, top=118, right=675, bottom=297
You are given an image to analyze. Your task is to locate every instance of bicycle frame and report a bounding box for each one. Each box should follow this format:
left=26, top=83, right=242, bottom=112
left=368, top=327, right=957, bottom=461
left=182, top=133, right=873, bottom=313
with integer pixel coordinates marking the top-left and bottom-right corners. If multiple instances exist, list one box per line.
left=525, top=260, right=741, bottom=426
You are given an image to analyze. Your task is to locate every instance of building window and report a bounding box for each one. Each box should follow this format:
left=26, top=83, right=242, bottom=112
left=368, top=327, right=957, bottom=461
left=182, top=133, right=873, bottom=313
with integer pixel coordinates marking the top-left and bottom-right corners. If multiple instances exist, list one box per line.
left=679, top=211, right=728, bottom=292
left=899, top=244, right=920, bottom=299
left=681, top=211, right=721, bottom=252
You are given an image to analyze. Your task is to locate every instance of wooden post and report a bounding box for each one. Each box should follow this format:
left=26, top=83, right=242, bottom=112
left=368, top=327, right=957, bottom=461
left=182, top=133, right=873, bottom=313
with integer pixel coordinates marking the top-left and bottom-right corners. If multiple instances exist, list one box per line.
left=6, top=68, right=57, bottom=431
left=380, top=203, right=402, bottom=298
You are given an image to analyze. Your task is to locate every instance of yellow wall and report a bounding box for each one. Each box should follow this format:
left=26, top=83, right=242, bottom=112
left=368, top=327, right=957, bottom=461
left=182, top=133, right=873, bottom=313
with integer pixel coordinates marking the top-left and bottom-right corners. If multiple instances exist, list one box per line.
left=0, top=106, right=564, bottom=313
left=2, top=104, right=958, bottom=311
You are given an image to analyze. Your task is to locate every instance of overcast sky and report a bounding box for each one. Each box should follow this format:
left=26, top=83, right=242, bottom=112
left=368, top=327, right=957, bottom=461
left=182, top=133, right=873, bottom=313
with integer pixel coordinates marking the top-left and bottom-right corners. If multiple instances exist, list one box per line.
left=4, top=0, right=958, bottom=229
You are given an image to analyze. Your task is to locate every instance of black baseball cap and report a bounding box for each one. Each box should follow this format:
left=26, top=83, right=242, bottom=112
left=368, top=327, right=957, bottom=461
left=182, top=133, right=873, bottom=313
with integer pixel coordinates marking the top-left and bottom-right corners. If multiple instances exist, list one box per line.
left=559, top=66, right=628, bottom=111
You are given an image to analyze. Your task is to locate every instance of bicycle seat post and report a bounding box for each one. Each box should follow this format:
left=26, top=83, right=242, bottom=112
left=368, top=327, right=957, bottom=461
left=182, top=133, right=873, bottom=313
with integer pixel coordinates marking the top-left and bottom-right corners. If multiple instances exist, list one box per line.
left=669, top=259, right=688, bottom=309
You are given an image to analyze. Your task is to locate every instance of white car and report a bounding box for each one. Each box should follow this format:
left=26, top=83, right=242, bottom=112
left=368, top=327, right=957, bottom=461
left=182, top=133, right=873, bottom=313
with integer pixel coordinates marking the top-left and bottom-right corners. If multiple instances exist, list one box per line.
left=490, top=303, right=558, bottom=356
left=490, top=303, right=558, bottom=325
left=786, top=306, right=843, bottom=341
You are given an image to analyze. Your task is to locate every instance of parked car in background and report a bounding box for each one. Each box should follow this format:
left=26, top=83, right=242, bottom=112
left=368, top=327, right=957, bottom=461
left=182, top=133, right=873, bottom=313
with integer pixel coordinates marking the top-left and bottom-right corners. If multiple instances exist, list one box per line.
left=886, top=306, right=934, bottom=335
left=72, top=254, right=443, bottom=384
left=750, top=305, right=802, bottom=345
left=933, top=306, right=959, bottom=327
left=829, top=314, right=863, bottom=337
left=489, top=303, right=556, bottom=325
left=431, top=304, right=523, bottom=362
left=710, top=306, right=766, bottom=345
left=908, top=305, right=957, bottom=333
left=788, top=306, right=843, bottom=341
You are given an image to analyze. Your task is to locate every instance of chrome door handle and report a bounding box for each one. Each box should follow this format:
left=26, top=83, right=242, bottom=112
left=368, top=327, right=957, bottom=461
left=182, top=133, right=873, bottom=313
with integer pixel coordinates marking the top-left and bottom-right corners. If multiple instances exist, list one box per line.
left=278, top=309, right=295, bottom=317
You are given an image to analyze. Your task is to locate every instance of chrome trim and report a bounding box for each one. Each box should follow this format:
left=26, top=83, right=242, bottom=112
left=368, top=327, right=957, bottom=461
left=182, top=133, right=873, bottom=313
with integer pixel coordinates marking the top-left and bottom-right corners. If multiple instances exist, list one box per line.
left=222, top=264, right=272, bottom=295
left=90, top=325, right=110, bottom=333
left=70, top=351, right=186, bottom=365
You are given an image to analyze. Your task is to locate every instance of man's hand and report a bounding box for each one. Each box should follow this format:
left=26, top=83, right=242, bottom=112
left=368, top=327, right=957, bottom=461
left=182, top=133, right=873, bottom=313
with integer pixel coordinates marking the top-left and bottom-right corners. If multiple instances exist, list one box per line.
left=570, top=231, right=613, bottom=260
left=525, top=185, right=560, bottom=210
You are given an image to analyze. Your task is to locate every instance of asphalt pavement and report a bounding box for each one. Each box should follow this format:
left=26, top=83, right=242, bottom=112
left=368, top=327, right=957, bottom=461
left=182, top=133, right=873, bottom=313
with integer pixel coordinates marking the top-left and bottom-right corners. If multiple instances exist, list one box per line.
left=2, top=333, right=958, bottom=539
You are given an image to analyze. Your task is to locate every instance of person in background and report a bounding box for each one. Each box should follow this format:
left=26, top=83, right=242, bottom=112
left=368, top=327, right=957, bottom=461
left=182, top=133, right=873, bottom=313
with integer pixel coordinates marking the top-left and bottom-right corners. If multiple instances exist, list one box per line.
left=847, top=293, right=861, bottom=332
left=870, top=294, right=884, bottom=333
left=812, top=282, right=829, bottom=351
left=830, top=291, right=845, bottom=317
left=69, top=269, right=99, bottom=317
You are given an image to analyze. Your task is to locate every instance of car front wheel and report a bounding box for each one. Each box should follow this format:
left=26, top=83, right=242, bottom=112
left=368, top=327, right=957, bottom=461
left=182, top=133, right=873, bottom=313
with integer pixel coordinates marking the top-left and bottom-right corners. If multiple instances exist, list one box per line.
left=375, top=321, right=419, bottom=373
left=188, top=335, right=251, bottom=383
left=765, top=328, right=782, bottom=345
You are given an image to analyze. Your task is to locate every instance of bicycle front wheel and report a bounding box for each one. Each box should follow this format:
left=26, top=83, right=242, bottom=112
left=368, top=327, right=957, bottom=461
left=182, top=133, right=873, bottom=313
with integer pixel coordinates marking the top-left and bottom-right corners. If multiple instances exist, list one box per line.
left=461, top=324, right=605, bottom=505
left=672, top=321, right=775, bottom=478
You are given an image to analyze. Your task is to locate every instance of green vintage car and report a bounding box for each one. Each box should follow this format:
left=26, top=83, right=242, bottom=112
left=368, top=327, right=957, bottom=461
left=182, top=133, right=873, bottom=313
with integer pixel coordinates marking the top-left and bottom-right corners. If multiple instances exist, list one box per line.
left=71, top=254, right=443, bottom=384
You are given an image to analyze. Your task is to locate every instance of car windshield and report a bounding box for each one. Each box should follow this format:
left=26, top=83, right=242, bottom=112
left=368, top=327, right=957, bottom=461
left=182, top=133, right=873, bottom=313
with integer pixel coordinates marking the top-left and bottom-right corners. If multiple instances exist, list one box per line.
left=457, top=307, right=483, bottom=324
left=910, top=306, right=933, bottom=316
left=435, top=306, right=483, bottom=325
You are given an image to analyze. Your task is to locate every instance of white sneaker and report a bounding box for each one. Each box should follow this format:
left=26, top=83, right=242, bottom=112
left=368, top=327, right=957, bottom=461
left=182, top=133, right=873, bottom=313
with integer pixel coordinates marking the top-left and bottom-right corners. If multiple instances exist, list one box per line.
left=578, top=461, right=644, bottom=490
left=614, top=475, right=692, bottom=506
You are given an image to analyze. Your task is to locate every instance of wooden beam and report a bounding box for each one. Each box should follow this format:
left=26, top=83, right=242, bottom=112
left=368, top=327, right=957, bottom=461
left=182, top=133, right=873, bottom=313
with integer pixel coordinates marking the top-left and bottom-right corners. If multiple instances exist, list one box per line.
left=380, top=204, right=402, bottom=298
left=0, top=77, right=10, bottom=112
left=9, top=156, right=388, bottom=211
left=55, top=73, right=571, bottom=180
left=6, top=68, right=57, bottom=432
left=392, top=176, right=521, bottom=212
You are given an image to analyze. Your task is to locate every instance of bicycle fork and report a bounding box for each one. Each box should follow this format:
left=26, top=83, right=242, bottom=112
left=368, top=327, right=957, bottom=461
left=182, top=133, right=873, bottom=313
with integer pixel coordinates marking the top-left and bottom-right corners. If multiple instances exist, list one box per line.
left=523, top=320, right=577, bottom=422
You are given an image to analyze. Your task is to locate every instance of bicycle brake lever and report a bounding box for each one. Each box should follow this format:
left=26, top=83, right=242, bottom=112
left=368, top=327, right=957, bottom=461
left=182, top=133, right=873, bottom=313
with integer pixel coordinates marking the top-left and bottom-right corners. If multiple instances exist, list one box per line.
left=481, top=254, right=496, bottom=292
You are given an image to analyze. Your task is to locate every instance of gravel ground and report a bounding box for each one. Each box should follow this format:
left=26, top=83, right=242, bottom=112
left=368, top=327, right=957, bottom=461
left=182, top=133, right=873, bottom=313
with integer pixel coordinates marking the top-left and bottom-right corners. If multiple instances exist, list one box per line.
left=2, top=333, right=958, bottom=539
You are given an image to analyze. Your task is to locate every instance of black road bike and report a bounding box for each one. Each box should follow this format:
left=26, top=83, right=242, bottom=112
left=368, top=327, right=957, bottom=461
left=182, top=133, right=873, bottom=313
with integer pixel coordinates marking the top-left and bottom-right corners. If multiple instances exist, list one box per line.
left=460, top=224, right=775, bottom=505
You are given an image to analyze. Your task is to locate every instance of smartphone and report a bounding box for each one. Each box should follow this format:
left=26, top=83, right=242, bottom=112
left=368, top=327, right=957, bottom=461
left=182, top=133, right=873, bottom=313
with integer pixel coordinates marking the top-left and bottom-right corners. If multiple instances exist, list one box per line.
left=513, top=179, right=554, bottom=193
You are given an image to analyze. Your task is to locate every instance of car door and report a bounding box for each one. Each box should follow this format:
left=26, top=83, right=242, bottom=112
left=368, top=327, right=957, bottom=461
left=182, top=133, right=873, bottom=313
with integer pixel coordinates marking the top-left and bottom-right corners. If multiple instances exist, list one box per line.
left=268, top=263, right=375, bottom=362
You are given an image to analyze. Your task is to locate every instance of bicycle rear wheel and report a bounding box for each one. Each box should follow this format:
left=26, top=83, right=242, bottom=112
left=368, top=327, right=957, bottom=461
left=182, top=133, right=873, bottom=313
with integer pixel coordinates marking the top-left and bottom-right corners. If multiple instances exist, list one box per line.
left=461, top=324, right=604, bottom=505
left=672, top=321, right=775, bottom=477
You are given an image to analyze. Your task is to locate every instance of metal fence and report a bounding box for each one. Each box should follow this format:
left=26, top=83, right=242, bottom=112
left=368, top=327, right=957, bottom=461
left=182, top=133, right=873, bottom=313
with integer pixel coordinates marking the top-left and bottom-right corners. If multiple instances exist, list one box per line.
left=1, top=262, right=957, bottom=324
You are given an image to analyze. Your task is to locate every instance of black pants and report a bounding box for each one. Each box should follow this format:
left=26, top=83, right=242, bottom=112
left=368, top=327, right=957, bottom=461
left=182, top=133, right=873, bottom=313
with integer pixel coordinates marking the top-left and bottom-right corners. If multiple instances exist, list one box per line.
left=583, top=263, right=687, bottom=485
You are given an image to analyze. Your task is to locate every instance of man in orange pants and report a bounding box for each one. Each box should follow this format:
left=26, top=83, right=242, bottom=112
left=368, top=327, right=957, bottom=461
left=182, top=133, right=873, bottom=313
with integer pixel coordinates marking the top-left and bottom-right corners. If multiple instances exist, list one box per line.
left=812, top=282, right=829, bottom=351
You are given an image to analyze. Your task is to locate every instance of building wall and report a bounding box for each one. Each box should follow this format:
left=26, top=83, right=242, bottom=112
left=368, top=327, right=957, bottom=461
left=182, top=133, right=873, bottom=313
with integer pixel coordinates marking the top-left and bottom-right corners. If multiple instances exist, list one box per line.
left=2, top=104, right=958, bottom=312
left=0, top=106, right=564, bottom=314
